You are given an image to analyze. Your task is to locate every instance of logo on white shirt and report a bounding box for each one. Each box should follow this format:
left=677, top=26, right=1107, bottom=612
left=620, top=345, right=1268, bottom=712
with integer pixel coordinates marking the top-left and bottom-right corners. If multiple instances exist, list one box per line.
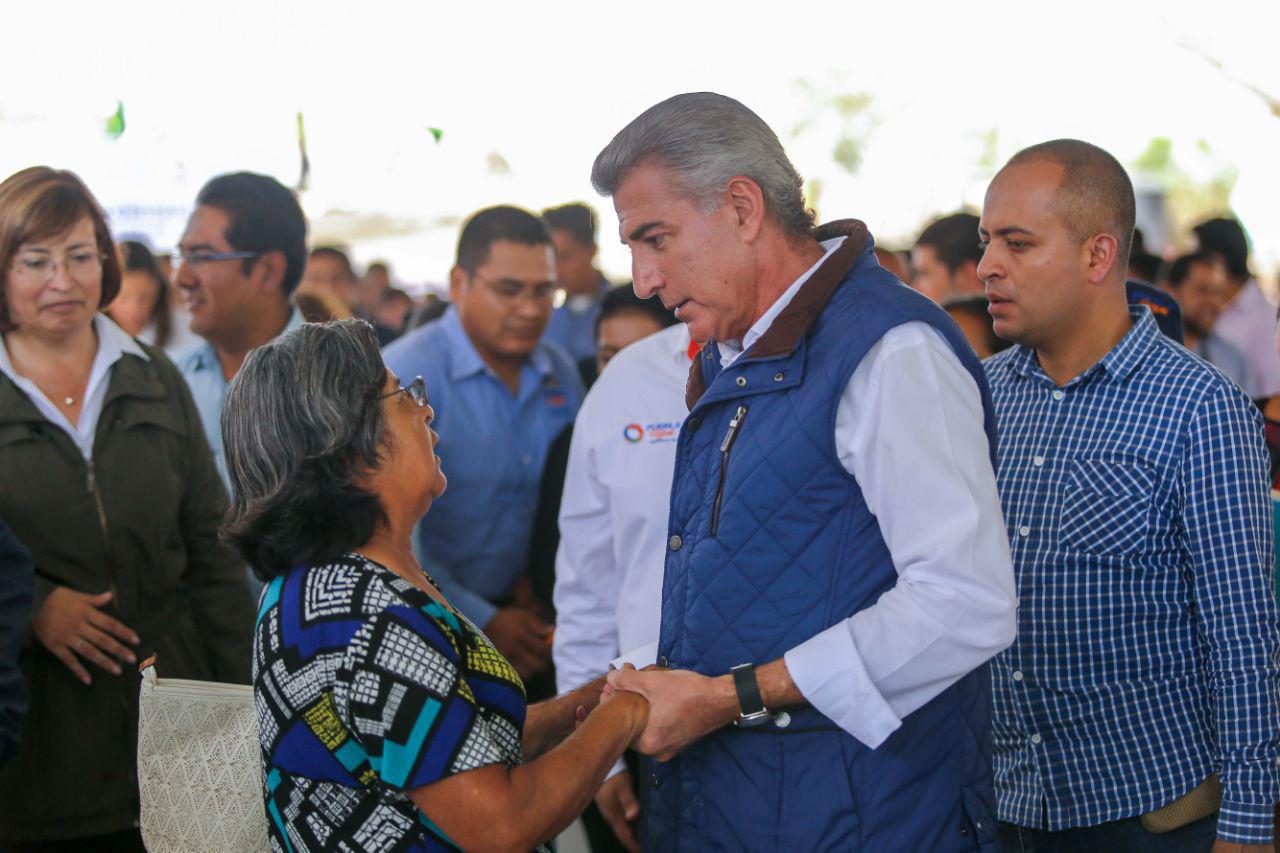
left=622, top=421, right=681, bottom=445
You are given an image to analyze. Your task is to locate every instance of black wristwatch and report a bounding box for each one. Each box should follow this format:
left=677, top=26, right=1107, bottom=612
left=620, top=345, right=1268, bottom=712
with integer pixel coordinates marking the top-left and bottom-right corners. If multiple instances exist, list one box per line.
left=730, top=663, right=771, bottom=727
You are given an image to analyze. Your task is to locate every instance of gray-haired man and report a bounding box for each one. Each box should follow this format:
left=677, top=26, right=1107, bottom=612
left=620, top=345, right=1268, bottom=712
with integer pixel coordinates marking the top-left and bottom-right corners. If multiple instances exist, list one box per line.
left=599, top=92, right=1017, bottom=850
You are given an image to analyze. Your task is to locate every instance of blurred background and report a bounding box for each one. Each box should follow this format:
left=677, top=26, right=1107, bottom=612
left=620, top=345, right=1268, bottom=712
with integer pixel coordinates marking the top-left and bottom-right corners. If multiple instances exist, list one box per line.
left=3, top=0, right=1278, bottom=295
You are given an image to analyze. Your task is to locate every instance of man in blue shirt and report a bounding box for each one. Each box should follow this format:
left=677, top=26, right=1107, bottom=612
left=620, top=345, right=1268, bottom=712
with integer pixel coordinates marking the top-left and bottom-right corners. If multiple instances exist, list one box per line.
left=174, top=172, right=306, bottom=487
left=542, top=203, right=612, bottom=365
left=383, top=206, right=584, bottom=680
left=980, top=139, right=1280, bottom=851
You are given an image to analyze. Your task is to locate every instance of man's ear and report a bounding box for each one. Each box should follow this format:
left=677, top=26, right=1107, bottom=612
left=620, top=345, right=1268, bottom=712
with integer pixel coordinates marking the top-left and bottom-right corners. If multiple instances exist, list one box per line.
left=1085, top=233, right=1122, bottom=285
left=255, top=249, right=288, bottom=296
left=724, top=176, right=767, bottom=244
left=448, top=266, right=468, bottom=303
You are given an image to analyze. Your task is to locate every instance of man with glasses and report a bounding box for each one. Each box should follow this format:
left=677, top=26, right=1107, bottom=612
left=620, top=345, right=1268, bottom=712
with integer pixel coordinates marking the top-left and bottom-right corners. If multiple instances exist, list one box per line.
left=174, top=172, right=307, bottom=489
left=383, top=206, right=584, bottom=683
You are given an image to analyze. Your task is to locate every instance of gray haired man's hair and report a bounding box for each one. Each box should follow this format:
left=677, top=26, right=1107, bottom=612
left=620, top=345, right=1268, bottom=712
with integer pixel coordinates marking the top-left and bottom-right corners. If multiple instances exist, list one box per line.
left=591, top=92, right=816, bottom=239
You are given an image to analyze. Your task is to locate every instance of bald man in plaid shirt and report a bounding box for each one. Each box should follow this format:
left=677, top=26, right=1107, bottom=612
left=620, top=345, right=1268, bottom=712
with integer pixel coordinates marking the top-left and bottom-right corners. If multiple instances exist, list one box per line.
left=979, top=139, right=1280, bottom=852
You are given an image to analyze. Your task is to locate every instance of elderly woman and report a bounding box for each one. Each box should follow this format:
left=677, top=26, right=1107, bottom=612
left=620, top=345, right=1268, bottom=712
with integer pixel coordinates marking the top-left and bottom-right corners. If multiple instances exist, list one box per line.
left=0, top=166, right=254, bottom=850
left=223, top=319, right=648, bottom=852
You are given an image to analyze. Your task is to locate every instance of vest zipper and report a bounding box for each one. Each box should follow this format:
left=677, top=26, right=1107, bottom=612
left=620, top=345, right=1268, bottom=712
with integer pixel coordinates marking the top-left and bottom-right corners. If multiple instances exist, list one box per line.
left=710, top=405, right=748, bottom=536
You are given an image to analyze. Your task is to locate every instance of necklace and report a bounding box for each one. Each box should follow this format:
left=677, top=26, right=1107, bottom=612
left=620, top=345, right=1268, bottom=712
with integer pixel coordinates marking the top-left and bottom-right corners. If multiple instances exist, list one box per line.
left=63, top=396, right=75, bottom=406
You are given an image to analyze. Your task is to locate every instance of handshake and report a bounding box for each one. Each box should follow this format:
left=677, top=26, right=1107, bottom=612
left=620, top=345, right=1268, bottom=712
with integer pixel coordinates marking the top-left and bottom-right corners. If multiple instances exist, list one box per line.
left=597, top=663, right=742, bottom=762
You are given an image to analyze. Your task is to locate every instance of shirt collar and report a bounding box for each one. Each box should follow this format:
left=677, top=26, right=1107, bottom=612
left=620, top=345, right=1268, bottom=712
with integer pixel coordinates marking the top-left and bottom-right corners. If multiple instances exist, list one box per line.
left=1008, top=305, right=1159, bottom=384
left=0, top=312, right=149, bottom=379
left=720, top=235, right=846, bottom=361
left=441, top=305, right=553, bottom=382
left=93, top=312, right=149, bottom=364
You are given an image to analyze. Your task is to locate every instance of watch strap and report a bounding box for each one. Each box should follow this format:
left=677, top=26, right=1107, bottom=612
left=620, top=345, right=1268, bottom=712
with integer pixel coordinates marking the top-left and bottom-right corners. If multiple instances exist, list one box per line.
left=731, top=663, right=766, bottom=717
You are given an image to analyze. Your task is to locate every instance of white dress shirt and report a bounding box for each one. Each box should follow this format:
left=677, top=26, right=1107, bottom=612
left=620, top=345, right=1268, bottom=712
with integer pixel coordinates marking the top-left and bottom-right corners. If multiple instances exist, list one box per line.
left=723, top=237, right=1017, bottom=749
left=1213, top=278, right=1280, bottom=397
left=0, top=314, right=149, bottom=461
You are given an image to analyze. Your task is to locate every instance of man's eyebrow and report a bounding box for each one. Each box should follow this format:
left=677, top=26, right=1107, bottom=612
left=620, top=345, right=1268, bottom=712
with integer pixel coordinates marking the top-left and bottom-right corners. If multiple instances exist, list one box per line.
left=624, top=220, right=665, bottom=244
left=178, top=241, right=218, bottom=252
left=993, top=226, right=1035, bottom=238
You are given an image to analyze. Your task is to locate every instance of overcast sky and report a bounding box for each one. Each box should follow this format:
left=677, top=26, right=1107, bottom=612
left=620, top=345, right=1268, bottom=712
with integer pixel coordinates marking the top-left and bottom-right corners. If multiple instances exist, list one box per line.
left=4, top=0, right=1278, bottom=287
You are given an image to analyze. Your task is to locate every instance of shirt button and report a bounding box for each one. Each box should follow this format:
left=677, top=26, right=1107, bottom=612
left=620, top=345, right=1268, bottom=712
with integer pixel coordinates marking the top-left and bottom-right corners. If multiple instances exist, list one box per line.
left=1018, top=526, right=1030, bottom=537
left=1033, top=455, right=1045, bottom=467
left=687, top=417, right=701, bottom=432
left=1013, top=670, right=1024, bottom=682
left=736, top=376, right=747, bottom=387
left=669, top=534, right=683, bottom=551
left=658, top=656, right=669, bottom=668
left=774, top=711, right=791, bottom=728
left=650, top=773, right=661, bottom=790
left=1052, top=390, right=1064, bottom=401
left=774, top=372, right=785, bottom=382
left=1030, top=733, right=1042, bottom=745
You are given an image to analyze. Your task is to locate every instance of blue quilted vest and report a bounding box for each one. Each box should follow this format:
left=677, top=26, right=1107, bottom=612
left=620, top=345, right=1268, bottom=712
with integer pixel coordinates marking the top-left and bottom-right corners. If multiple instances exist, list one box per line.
left=646, top=222, right=999, bottom=852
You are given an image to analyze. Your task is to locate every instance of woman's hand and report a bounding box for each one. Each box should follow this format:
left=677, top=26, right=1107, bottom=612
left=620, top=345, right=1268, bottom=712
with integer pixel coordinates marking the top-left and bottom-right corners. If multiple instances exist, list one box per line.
left=31, top=587, right=139, bottom=685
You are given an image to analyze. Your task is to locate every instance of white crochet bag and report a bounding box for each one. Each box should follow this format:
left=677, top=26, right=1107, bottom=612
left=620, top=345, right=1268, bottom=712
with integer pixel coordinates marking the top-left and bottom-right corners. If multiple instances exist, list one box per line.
left=137, top=661, right=268, bottom=852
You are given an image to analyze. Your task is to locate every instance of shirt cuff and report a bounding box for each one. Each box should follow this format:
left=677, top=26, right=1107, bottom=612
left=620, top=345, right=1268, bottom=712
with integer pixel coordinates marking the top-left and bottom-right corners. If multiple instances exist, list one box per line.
left=1217, top=799, right=1277, bottom=846
left=784, top=621, right=901, bottom=749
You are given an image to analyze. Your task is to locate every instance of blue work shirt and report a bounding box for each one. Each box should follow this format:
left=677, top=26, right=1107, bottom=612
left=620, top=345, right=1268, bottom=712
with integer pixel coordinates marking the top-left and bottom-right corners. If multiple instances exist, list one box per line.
left=382, top=307, right=584, bottom=627
left=543, top=276, right=611, bottom=364
left=176, top=307, right=304, bottom=489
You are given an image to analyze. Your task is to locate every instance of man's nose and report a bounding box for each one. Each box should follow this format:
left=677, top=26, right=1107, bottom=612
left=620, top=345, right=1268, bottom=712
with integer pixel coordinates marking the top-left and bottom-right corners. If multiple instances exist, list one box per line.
left=976, top=247, right=998, bottom=283
left=632, top=259, right=663, bottom=298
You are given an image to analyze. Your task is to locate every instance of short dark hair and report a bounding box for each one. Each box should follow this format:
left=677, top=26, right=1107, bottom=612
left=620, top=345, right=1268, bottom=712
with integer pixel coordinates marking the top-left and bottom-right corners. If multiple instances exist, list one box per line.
left=1005, top=139, right=1136, bottom=270
left=221, top=319, right=388, bottom=581
left=916, top=212, right=982, bottom=273
left=0, top=166, right=122, bottom=332
left=195, top=172, right=308, bottom=296
left=1192, top=217, right=1250, bottom=280
left=310, top=245, right=355, bottom=278
left=542, top=203, right=598, bottom=248
left=381, top=287, right=412, bottom=308
left=594, top=284, right=678, bottom=339
left=455, top=205, right=553, bottom=274
left=118, top=240, right=173, bottom=348
left=943, top=294, right=1012, bottom=357
left=1164, top=252, right=1216, bottom=289
left=366, top=260, right=389, bottom=276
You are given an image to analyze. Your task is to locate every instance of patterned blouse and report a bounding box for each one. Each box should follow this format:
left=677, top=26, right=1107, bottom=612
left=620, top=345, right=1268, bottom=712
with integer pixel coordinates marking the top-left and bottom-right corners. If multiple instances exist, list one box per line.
left=253, top=552, right=540, bottom=851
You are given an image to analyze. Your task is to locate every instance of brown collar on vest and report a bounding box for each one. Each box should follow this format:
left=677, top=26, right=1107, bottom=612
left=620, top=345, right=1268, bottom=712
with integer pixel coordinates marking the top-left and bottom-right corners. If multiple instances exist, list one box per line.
left=685, top=219, right=870, bottom=410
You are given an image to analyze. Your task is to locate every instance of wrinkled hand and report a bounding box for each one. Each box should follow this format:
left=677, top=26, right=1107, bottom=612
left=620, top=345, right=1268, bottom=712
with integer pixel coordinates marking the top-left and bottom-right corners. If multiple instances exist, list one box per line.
left=596, top=769, right=641, bottom=852
left=605, top=664, right=736, bottom=761
left=484, top=607, right=552, bottom=680
left=32, top=587, right=139, bottom=685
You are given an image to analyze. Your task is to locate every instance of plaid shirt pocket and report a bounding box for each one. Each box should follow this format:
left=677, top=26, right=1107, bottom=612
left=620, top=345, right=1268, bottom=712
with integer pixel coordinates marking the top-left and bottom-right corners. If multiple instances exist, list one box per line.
left=1059, top=457, right=1156, bottom=556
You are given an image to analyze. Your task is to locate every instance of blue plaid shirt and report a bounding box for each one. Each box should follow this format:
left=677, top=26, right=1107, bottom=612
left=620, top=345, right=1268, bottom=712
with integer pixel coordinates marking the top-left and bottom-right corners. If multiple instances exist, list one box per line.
left=985, top=307, right=1280, bottom=845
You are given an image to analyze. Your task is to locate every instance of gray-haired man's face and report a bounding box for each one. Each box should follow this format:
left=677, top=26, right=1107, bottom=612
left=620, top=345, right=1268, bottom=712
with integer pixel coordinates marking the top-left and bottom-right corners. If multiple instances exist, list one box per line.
left=613, top=163, right=756, bottom=344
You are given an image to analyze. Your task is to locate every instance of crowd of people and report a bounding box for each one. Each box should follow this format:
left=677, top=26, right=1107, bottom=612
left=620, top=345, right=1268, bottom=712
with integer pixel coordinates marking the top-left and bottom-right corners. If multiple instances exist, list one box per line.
left=0, top=90, right=1278, bottom=853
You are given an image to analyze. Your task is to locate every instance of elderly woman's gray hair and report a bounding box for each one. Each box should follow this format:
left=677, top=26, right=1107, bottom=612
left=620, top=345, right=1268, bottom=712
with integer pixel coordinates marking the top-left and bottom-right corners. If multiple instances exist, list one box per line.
left=220, top=319, right=389, bottom=580
left=591, top=92, right=815, bottom=239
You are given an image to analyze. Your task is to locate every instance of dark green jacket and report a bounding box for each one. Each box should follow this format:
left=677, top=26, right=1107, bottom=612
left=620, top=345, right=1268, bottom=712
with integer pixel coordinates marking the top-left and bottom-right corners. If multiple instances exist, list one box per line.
left=0, top=342, right=254, bottom=842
